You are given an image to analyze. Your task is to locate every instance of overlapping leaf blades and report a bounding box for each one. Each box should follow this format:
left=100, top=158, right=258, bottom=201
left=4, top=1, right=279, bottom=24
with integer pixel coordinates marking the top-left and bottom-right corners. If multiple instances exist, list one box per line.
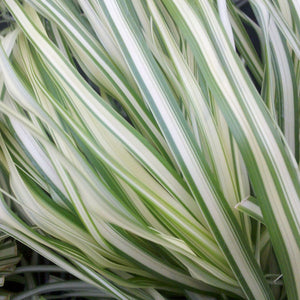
left=0, top=0, right=299, bottom=299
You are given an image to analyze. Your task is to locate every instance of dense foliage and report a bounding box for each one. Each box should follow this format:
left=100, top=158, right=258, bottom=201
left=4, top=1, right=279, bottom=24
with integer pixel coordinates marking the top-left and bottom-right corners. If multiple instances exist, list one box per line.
left=0, top=0, right=300, bottom=299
